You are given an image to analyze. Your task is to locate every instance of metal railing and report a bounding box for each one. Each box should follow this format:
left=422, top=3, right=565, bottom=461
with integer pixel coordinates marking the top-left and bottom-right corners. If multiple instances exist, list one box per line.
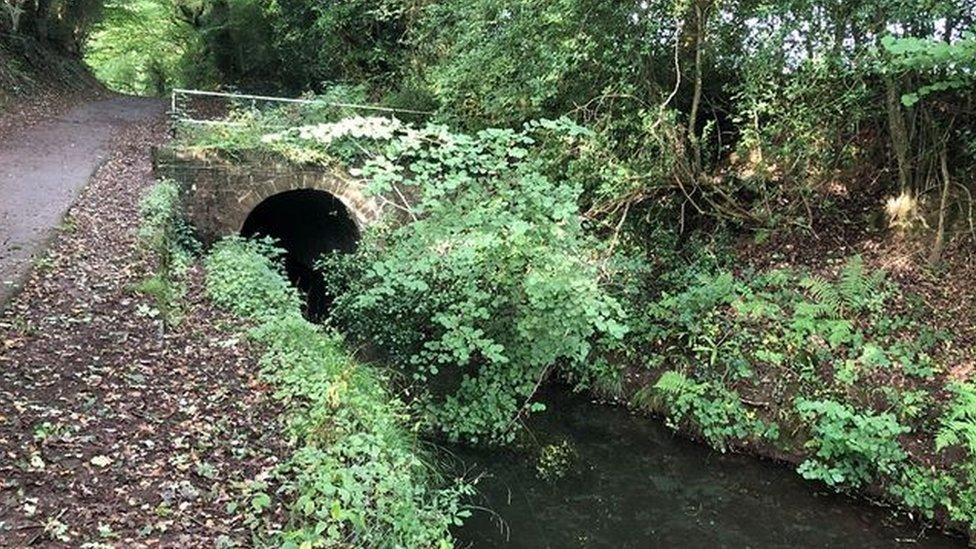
left=169, top=88, right=432, bottom=139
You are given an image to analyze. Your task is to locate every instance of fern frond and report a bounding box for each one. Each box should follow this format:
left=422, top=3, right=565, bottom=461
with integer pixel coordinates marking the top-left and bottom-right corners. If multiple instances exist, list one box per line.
left=839, top=255, right=889, bottom=311
left=801, top=275, right=840, bottom=318
left=936, top=427, right=961, bottom=451
left=937, top=382, right=976, bottom=454
left=654, top=370, right=690, bottom=395
left=839, top=255, right=868, bottom=310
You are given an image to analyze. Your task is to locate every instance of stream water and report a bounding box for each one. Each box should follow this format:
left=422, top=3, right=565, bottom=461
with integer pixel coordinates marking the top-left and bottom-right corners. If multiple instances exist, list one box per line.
left=454, top=389, right=964, bottom=549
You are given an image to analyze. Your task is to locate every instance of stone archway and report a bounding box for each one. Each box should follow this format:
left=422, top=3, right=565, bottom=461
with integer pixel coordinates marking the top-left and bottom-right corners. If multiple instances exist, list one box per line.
left=152, top=147, right=383, bottom=245
left=240, top=189, right=359, bottom=319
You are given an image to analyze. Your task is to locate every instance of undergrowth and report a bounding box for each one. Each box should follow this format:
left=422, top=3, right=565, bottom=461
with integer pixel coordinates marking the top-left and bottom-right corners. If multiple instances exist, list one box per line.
left=653, top=371, right=778, bottom=451
left=315, top=118, right=628, bottom=445
left=175, top=106, right=976, bottom=537
left=204, top=237, right=472, bottom=547
left=135, top=180, right=198, bottom=324
left=630, top=250, right=976, bottom=532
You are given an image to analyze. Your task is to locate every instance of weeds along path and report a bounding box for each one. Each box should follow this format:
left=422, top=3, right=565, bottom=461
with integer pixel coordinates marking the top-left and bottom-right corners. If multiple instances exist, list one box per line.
left=0, top=117, right=287, bottom=545
left=0, top=96, right=164, bottom=309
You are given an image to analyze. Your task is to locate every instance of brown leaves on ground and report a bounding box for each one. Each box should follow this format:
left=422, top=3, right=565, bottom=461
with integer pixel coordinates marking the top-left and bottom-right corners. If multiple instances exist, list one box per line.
left=736, top=197, right=976, bottom=380
left=0, top=117, right=287, bottom=546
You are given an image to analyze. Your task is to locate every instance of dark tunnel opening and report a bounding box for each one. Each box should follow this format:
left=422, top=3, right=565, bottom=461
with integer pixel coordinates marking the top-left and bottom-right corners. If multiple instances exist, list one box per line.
left=241, top=189, right=359, bottom=321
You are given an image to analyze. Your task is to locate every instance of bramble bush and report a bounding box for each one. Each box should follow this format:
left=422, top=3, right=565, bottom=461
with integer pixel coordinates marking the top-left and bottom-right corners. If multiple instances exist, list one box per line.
left=312, top=120, right=630, bottom=444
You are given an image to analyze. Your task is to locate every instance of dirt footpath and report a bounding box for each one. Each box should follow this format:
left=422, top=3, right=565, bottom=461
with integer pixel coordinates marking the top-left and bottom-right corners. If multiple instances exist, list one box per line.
left=0, top=96, right=165, bottom=309
left=0, top=115, right=285, bottom=546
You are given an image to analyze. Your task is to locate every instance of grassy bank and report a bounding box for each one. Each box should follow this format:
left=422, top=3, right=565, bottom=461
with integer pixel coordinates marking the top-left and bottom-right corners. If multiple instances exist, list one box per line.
left=138, top=181, right=471, bottom=547
left=617, top=245, right=975, bottom=540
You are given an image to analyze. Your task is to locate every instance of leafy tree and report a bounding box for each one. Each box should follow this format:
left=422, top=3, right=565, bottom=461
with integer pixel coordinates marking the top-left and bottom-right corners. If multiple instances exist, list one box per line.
left=264, top=0, right=408, bottom=92
left=85, top=0, right=213, bottom=94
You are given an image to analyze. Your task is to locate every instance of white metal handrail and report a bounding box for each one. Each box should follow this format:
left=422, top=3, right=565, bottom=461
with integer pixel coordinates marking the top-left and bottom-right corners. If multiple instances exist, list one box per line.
left=170, top=88, right=433, bottom=119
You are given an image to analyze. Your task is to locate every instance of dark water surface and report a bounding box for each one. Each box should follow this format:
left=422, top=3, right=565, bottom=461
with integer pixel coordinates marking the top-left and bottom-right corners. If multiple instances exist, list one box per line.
left=454, top=390, right=964, bottom=549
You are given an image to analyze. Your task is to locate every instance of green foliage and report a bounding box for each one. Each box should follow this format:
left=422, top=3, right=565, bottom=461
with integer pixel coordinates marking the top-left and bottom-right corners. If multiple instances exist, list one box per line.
left=264, top=0, right=407, bottom=90
left=641, top=256, right=938, bottom=401
left=86, top=0, right=975, bottom=251
left=883, top=387, right=932, bottom=423
left=654, top=371, right=778, bottom=451
left=945, top=463, right=976, bottom=530
left=731, top=54, right=873, bottom=226
left=409, top=1, right=644, bottom=127
left=138, top=180, right=197, bottom=263
left=633, top=254, right=949, bottom=499
left=313, top=119, right=628, bottom=444
left=800, top=256, right=887, bottom=318
left=204, top=236, right=301, bottom=320
left=936, top=382, right=976, bottom=455
left=135, top=180, right=198, bottom=323
left=205, top=237, right=472, bottom=547
left=795, top=398, right=909, bottom=488
left=85, top=0, right=213, bottom=94
left=888, top=465, right=956, bottom=520
left=883, top=34, right=976, bottom=107
left=85, top=0, right=408, bottom=94
left=85, top=0, right=281, bottom=94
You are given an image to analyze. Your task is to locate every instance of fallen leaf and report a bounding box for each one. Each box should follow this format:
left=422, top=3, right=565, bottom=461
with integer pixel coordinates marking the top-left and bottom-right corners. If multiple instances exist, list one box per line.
left=91, top=455, right=113, bottom=468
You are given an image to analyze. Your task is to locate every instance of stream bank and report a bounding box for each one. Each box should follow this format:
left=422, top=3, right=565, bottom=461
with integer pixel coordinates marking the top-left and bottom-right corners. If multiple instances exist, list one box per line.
left=455, top=389, right=964, bottom=548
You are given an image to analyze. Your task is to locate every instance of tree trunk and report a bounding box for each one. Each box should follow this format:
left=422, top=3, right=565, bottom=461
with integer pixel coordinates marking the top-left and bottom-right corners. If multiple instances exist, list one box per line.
left=688, top=2, right=705, bottom=172
left=2, top=1, right=27, bottom=32
left=928, top=147, right=952, bottom=265
left=33, top=0, right=52, bottom=42
left=884, top=74, right=912, bottom=193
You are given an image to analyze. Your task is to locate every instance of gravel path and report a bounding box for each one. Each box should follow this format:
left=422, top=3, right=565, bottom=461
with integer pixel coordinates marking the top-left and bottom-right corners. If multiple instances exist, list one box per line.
left=0, top=113, right=286, bottom=545
left=0, top=96, right=165, bottom=309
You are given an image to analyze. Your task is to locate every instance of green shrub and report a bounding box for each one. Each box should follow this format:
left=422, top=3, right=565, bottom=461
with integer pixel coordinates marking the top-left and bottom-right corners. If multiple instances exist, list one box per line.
left=323, top=121, right=628, bottom=444
left=204, top=236, right=302, bottom=320
left=795, top=398, right=909, bottom=488
left=205, top=237, right=471, bottom=546
left=654, top=371, right=778, bottom=451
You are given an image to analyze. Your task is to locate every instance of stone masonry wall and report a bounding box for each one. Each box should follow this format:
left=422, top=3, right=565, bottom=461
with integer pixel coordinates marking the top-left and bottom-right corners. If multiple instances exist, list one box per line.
left=151, top=147, right=381, bottom=245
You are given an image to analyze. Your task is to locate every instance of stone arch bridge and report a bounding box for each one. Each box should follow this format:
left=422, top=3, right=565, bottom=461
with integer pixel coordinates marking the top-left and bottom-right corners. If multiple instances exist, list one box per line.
left=151, top=147, right=382, bottom=246
left=152, top=147, right=385, bottom=318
